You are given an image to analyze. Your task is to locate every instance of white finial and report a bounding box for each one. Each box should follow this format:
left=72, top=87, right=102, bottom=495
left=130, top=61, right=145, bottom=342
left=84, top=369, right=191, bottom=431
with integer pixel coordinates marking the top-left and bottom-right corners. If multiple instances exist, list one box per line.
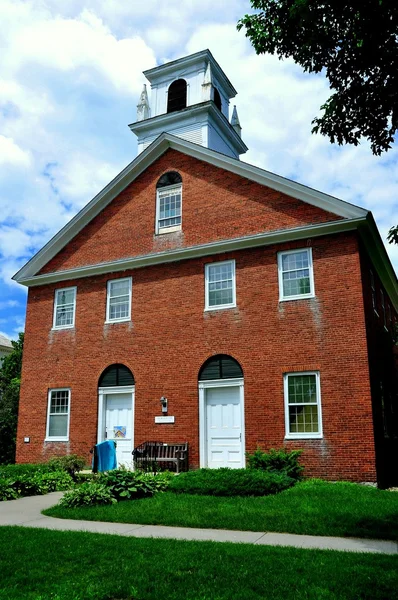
left=202, top=62, right=213, bottom=101
left=136, top=84, right=150, bottom=121
left=231, top=105, right=242, bottom=137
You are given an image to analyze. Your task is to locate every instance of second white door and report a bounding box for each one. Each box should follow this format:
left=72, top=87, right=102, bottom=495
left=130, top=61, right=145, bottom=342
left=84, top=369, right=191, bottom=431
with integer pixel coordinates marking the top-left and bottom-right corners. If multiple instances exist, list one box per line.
left=206, top=386, right=243, bottom=468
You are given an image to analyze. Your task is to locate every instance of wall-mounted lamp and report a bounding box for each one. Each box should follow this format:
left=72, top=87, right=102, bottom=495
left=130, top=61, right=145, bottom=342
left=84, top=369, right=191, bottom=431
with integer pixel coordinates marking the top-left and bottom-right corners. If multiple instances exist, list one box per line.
left=160, top=396, right=168, bottom=414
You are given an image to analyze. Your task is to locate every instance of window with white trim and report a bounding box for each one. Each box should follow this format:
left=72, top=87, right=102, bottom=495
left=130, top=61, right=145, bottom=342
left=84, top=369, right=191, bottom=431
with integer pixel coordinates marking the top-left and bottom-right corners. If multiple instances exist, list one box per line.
left=155, top=172, right=183, bottom=234
left=205, top=260, right=236, bottom=310
left=381, top=289, right=387, bottom=329
left=278, top=249, right=314, bottom=301
left=46, top=388, right=70, bottom=441
left=370, top=270, right=378, bottom=315
left=53, top=287, right=76, bottom=329
left=106, top=277, right=132, bottom=323
left=284, top=372, right=322, bottom=438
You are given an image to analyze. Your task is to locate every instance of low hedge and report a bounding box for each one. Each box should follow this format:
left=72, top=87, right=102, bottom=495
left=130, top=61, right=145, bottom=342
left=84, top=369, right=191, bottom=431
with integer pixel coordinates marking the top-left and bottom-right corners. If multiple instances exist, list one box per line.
left=0, top=470, right=73, bottom=501
left=168, top=468, right=294, bottom=496
left=246, top=448, right=304, bottom=480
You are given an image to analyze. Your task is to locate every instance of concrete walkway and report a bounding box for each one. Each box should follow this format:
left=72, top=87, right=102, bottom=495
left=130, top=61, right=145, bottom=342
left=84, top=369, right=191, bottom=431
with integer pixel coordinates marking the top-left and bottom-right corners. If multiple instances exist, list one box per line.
left=0, top=492, right=397, bottom=555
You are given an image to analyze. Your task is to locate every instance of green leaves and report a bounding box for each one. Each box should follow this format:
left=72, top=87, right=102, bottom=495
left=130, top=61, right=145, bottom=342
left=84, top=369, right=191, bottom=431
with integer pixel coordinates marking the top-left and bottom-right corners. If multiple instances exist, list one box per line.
left=237, top=0, right=398, bottom=154
left=60, top=483, right=116, bottom=508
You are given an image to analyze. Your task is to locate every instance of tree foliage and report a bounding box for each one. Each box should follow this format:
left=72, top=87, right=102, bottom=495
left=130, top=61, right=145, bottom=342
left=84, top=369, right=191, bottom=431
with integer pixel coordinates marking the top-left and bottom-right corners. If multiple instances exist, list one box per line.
left=0, top=333, right=24, bottom=464
left=238, top=1, right=398, bottom=155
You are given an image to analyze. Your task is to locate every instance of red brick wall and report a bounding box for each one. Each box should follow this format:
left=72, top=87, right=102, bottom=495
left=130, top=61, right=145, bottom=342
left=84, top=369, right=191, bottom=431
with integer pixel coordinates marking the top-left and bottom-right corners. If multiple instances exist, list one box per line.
left=39, top=149, right=340, bottom=274
left=17, top=231, right=377, bottom=481
left=359, top=243, right=398, bottom=486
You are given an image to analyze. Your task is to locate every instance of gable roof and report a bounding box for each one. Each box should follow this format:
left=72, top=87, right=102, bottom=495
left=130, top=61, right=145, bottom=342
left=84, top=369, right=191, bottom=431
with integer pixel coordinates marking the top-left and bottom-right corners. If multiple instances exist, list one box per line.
left=0, top=334, right=13, bottom=351
left=12, top=133, right=398, bottom=310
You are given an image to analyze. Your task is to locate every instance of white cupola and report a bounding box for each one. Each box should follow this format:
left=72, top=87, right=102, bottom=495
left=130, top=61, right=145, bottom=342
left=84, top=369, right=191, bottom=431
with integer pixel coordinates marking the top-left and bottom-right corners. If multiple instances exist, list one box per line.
left=129, top=49, right=247, bottom=159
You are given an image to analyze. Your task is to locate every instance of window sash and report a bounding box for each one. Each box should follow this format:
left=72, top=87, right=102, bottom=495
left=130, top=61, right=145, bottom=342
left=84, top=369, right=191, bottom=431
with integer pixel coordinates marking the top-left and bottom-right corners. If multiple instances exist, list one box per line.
left=156, top=185, right=182, bottom=232
left=53, top=287, right=76, bottom=329
left=205, top=261, right=236, bottom=310
left=106, top=278, right=132, bottom=322
left=278, top=249, right=314, bottom=300
left=46, top=389, right=70, bottom=440
left=284, top=373, right=322, bottom=438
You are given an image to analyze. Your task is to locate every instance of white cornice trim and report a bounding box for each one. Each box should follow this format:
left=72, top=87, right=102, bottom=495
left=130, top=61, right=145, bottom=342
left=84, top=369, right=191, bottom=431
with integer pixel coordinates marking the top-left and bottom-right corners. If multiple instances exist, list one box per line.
left=16, top=218, right=365, bottom=287
left=12, top=132, right=368, bottom=283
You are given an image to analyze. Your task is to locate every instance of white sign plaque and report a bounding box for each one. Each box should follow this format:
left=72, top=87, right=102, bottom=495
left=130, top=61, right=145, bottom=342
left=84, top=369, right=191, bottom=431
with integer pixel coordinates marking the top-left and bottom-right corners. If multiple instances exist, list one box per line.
left=155, top=416, right=175, bottom=424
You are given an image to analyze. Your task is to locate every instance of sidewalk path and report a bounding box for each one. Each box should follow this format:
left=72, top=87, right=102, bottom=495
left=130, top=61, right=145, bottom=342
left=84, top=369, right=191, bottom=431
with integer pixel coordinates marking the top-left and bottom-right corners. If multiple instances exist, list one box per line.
left=1, top=492, right=397, bottom=555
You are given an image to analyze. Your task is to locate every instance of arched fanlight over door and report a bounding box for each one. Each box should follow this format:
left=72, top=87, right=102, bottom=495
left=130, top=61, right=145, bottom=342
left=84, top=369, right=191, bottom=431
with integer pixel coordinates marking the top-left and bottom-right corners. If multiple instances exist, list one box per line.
left=167, top=79, right=187, bottom=113
left=98, top=364, right=135, bottom=387
left=198, top=354, right=243, bottom=381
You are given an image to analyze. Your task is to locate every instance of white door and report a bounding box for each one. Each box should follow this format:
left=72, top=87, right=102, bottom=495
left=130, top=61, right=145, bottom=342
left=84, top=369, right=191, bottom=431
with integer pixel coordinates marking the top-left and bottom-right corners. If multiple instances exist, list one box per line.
left=206, top=386, right=242, bottom=468
left=105, top=393, right=133, bottom=468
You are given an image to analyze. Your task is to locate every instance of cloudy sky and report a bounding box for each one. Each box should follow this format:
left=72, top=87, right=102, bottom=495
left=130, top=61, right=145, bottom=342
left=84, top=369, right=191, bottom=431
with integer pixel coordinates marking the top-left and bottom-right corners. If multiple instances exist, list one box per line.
left=1, top=0, right=397, bottom=340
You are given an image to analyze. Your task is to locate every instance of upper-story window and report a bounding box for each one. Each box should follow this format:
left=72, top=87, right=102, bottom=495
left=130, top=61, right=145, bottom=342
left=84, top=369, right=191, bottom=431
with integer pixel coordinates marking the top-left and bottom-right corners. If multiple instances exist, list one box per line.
left=205, top=260, right=236, bottom=311
left=156, top=171, right=182, bottom=234
left=278, top=248, right=314, bottom=301
left=370, top=270, right=378, bottom=315
left=213, top=87, right=222, bottom=111
left=106, top=277, right=132, bottom=323
left=167, top=79, right=187, bottom=113
left=53, top=287, right=76, bottom=329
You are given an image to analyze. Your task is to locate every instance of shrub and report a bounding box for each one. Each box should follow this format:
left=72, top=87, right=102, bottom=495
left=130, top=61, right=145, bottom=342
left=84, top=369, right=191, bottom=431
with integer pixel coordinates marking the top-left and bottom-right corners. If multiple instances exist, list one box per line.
left=0, top=463, right=53, bottom=478
left=168, top=468, right=294, bottom=496
left=99, top=470, right=171, bottom=501
left=12, top=471, right=74, bottom=496
left=60, top=482, right=116, bottom=507
left=0, top=478, right=19, bottom=501
left=46, top=455, right=86, bottom=480
left=246, top=448, right=304, bottom=480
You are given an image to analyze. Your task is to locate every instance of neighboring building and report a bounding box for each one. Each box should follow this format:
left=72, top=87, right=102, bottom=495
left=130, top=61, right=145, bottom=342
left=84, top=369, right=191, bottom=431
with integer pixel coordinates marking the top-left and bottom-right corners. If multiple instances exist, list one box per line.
left=0, top=334, right=13, bottom=365
left=14, top=50, right=398, bottom=486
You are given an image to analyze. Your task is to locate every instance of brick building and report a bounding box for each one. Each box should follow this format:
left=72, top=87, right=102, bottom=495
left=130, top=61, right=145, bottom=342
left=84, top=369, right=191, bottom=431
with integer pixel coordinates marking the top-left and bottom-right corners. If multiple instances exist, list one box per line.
left=14, top=50, right=398, bottom=486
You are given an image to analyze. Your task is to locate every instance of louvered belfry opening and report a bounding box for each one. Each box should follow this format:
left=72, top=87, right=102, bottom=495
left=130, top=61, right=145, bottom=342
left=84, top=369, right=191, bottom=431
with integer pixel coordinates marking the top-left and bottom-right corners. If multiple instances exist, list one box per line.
left=213, top=87, right=222, bottom=111
left=98, top=364, right=135, bottom=387
left=198, top=355, right=243, bottom=381
left=167, top=79, right=187, bottom=113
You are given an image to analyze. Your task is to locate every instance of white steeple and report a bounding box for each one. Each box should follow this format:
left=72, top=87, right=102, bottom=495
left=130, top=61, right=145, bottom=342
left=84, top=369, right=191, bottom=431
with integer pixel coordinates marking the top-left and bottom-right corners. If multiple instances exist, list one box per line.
left=129, top=50, right=247, bottom=159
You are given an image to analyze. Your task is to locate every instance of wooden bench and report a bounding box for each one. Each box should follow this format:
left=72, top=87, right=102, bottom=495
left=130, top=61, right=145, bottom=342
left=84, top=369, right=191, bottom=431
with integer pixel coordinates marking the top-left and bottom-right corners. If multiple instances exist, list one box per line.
left=132, top=441, right=188, bottom=473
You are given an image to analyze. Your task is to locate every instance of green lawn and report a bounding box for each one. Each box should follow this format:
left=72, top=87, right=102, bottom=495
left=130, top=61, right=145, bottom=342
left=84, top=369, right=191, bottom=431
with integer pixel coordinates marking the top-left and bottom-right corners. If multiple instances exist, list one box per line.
left=0, top=527, right=397, bottom=600
left=44, top=479, right=398, bottom=541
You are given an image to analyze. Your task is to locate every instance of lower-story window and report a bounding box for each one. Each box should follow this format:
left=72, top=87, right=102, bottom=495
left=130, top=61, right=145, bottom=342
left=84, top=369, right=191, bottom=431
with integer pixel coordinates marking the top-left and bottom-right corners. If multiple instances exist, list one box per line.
left=46, top=388, right=70, bottom=441
left=284, top=372, right=322, bottom=438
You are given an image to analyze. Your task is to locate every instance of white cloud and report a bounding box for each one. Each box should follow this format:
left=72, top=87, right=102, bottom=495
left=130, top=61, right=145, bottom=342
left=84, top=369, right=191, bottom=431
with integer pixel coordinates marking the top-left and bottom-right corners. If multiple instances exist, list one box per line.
left=0, top=135, right=31, bottom=167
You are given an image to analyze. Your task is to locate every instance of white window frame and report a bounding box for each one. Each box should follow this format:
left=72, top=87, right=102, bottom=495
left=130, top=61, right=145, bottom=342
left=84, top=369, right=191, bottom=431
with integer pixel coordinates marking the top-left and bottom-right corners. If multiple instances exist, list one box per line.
left=278, top=248, right=315, bottom=301
left=284, top=371, right=323, bottom=439
left=205, top=259, right=236, bottom=311
left=45, top=388, right=71, bottom=442
left=370, top=270, right=378, bottom=315
left=52, top=286, right=77, bottom=330
left=155, top=183, right=182, bottom=234
left=105, top=277, right=132, bottom=324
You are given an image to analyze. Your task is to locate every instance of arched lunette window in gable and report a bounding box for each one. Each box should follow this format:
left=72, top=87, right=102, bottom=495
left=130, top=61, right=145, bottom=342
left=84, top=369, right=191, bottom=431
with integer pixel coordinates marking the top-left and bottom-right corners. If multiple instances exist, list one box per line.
left=198, top=354, right=243, bottom=381
left=156, top=171, right=182, bottom=234
left=98, top=364, right=135, bottom=387
left=167, top=79, right=187, bottom=113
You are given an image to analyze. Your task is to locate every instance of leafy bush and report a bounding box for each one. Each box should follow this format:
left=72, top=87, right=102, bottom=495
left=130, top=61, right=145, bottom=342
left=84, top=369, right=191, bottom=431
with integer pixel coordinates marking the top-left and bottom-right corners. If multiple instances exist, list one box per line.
left=99, top=470, right=171, bottom=501
left=246, top=448, right=304, bottom=480
left=60, top=482, right=116, bottom=507
left=0, top=470, right=73, bottom=501
left=46, top=455, right=86, bottom=480
left=0, top=478, right=19, bottom=501
left=169, top=468, right=294, bottom=496
left=0, top=463, right=54, bottom=478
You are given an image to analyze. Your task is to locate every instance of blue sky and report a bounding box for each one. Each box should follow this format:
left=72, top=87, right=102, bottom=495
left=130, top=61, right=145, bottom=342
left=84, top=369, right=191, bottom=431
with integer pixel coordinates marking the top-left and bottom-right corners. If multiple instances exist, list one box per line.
left=1, top=0, right=397, bottom=340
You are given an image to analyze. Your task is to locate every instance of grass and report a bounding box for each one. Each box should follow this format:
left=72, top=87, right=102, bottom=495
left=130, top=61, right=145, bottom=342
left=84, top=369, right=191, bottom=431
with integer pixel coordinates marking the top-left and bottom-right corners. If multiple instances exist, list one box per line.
left=0, top=527, right=397, bottom=600
left=44, top=479, right=398, bottom=541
